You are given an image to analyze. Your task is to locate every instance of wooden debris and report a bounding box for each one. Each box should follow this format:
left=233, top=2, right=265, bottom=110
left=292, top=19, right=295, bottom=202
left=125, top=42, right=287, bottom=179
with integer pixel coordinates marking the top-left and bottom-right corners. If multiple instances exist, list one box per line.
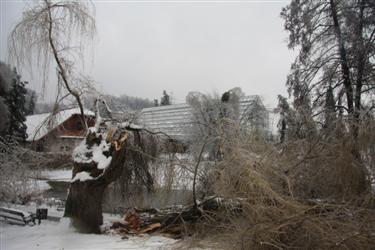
left=124, top=212, right=141, bottom=231
left=111, top=220, right=128, bottom=229
left=138, top=223, right=161, bottom=234
left=108, top=197, right=243, bottom=239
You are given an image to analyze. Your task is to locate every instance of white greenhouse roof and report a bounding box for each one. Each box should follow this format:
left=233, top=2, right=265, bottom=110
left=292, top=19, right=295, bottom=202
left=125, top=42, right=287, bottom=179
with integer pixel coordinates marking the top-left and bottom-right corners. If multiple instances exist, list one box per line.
left=25, top=108, right=95, bottom=142
left=139, top=95, right=268, bottom=141
left=141, top=103, right=194, bottom=141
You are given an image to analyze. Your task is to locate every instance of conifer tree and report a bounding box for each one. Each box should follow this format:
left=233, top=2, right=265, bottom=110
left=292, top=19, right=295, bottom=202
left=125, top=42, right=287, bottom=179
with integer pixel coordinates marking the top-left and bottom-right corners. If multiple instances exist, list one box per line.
left=4, top=68, right=28, bottom=141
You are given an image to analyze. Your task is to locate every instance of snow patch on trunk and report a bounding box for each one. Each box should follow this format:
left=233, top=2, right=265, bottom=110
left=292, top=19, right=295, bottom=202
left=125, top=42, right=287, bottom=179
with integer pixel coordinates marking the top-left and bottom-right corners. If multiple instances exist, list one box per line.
left=71, top=171, right=94, bottom=182
left=73, top=136, right=112, bottom=171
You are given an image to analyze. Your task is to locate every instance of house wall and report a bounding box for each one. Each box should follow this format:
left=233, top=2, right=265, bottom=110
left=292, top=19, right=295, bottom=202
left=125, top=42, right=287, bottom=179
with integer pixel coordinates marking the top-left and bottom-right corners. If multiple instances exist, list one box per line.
left=46, top=137, right=83, bottom=153
left=30, top=133, right=83, bottom=153
left=55, top=114, right=95, bottom=137
left=31, top=115, right=95, bottom=153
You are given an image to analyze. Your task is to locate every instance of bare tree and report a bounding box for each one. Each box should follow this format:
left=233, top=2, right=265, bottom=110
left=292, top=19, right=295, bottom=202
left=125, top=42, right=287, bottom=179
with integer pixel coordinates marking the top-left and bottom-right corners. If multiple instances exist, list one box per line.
left=281, top=0, right=375, bottom=193
left=281, top=0, right=375, bottom=136
left=8, top=0, right=96, bottom=128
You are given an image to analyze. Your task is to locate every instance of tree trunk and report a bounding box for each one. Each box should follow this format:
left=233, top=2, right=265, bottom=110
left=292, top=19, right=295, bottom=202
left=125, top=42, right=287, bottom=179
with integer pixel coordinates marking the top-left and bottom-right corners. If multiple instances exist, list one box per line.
left=329, top=0, right=354, bottom=115
left=64, top=130, right=129, bottom=233
left=353, top=0, right=365, bottom=139
left=329, top=0, right=368, bottom=194
left=64, top=181, right=106, bottom=233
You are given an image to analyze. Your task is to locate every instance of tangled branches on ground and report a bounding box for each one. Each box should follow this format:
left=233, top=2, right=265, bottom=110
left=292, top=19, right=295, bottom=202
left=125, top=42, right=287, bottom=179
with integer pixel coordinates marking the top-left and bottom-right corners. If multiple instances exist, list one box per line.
left=198, top=119, right=375, bottom=249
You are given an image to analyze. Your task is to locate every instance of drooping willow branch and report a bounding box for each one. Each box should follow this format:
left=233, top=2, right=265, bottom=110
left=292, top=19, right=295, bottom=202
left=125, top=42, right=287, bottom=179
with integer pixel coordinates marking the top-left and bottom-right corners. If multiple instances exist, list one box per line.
left=9, top=0, right=96, bottom=130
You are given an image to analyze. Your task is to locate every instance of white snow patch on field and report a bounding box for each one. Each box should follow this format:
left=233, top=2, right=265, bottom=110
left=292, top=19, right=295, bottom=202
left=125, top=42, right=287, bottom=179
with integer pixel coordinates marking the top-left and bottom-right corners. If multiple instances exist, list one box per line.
left=9, top=179, right=51, bottom=194
left=41, top=169, right=72, bottom=181
left=1, top=218, right=176, bottom=250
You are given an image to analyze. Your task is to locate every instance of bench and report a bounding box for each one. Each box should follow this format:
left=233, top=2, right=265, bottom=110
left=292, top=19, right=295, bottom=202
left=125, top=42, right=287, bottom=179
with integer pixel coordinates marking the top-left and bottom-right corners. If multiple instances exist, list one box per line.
left=0, top=207, right=35, bottom=226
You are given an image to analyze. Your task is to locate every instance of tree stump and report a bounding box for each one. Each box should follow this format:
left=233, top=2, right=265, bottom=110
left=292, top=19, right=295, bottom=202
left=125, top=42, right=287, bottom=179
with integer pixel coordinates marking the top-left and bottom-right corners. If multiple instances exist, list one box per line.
left=64, top=129, right=129, bottom=233
left=64, top=182, right=106, bottom=233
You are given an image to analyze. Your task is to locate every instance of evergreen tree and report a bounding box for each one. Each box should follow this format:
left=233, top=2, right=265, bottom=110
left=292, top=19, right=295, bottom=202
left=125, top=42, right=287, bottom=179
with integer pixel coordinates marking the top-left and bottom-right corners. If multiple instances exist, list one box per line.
left=246, top=97, right=268, bottom=133
left=25, top=88, right=37, bottom=115
left=160, top=90, right=171, bottom=106
left=4, top=67, right=28, bottom=141
left=324, top=85, right=336, bottom=129
left=154, top=99, right=159, bottom=107
left=277, top=95, right=293, bottom=143
left=0, top=97, right=9, bottom=135
left=0, top=63, right=11, bottom=135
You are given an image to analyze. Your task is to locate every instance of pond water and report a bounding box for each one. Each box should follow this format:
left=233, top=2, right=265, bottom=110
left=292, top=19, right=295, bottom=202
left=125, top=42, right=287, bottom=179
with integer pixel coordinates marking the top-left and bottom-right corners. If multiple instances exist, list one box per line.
left=37, top=169, right=192, bottom=213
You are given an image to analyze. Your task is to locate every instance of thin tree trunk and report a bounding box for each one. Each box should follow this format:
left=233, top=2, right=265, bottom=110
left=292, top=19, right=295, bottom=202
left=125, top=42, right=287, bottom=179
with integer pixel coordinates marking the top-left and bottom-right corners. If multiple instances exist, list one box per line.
left=192, top=139, right=207, bottom=209
left=353, top=0, right=365, bottom=138
left=330, top=0, right=368, bottom=194
left=280, top=118, right=286, bottom=143
left=329, top=0, right=354, bottom=115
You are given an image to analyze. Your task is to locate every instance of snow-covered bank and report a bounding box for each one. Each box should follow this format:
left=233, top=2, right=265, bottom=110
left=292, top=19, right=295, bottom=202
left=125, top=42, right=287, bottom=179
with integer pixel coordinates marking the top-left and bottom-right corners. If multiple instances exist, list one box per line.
left=17, top=169, right=72, bottom=197
left=1, top=218, right=176, bottom=250
left=41, top=169, right=72, bottom=182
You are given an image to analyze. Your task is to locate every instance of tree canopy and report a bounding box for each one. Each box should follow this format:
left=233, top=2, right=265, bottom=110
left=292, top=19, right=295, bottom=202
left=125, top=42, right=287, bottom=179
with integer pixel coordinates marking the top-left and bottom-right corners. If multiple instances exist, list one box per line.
left=281, top=0, right=375, bottom=125
left=0, top=62, right=28, bottom=141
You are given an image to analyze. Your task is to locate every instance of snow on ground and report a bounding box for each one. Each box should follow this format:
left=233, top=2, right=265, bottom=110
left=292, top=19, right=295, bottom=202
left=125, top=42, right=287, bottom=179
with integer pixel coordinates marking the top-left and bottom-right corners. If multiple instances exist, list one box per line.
left=0, top=203, right=64, bottom=218
left=33, top=180, right=51, bottom=192
left=25, top=169, right=72, bottom=193
left=1, top=219, right=176, bottom=250
left=22, top=179, right=52, bottom=194
left=1, top=203, right=143, bottom=223
left=1, top=203, right=177, bottom=250
left=41, top=169, right=72, bottom=181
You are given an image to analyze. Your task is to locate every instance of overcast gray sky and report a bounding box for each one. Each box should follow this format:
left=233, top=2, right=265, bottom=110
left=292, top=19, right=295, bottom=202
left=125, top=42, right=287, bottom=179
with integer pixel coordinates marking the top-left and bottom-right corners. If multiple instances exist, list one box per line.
left=0, top=0, right=295, bottom=108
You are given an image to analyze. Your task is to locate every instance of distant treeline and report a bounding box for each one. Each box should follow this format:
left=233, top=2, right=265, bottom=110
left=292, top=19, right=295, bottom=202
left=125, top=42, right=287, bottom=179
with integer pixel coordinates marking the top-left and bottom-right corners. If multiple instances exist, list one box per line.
left=34, top=94, right=154, bottom=114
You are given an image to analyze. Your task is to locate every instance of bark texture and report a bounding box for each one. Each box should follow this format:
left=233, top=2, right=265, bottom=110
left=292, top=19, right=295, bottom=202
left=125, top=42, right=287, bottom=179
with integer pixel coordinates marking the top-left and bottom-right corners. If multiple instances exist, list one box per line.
left=64, top=182, right=106, bottom=233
